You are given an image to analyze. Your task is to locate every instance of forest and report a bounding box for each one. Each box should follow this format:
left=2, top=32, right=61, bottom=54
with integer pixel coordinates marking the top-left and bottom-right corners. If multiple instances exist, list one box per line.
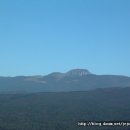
left=0, top=87, right=130, bottom=130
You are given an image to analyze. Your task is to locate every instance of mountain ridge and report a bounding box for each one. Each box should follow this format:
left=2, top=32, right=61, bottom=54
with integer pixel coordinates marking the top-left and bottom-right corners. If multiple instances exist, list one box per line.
left=0, top=69, right=130, bottom=93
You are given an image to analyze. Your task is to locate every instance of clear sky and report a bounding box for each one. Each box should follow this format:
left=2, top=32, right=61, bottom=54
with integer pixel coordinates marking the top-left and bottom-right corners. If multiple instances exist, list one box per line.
left=0, top=0, right=130, bottom=76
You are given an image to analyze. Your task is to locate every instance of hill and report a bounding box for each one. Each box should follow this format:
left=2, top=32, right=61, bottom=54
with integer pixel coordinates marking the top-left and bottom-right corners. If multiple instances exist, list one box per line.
left=0, top=87, right=130, bottom=130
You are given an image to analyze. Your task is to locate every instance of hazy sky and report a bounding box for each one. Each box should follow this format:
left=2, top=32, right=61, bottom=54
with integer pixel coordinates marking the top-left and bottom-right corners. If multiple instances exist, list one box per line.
left=0, top=0, right=130, bottom=76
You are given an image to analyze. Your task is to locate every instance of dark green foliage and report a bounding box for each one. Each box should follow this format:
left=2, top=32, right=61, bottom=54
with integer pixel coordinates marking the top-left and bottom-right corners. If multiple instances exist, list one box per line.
left=0, top=87, right=130, bottom=130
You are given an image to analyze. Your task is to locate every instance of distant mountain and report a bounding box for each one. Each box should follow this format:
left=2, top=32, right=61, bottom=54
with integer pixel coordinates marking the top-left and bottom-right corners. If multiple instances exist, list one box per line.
left=66, top=69, right=91, bottom=76
left=47, top=69, right=91, bottom=78
left=0, top=69, right=130, bottom=93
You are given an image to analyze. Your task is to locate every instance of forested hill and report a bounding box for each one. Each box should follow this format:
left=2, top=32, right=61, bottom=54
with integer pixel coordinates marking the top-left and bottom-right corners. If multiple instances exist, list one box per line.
left=0, top=87, right=130, bottom=130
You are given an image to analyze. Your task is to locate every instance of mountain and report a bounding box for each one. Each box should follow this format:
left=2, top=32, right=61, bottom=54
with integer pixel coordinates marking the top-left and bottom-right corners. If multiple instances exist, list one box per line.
left=46, top=69, right=91, bottom=78
left=66, top=69, right=91, bottom=76
left=0, top=69, right=130, bottom=130
left=0, top=69, right=130, bottom=93
left=0, top=87, right=130, bottom=130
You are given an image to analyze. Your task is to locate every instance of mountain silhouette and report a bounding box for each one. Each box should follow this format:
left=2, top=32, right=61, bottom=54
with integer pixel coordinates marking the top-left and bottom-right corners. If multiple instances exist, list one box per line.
left=0, top=69, right=130, bottom=93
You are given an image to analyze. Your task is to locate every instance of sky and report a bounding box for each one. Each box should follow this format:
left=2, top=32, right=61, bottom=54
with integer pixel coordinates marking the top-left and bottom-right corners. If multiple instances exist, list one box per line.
left=0, top=0, right=130, bottom=76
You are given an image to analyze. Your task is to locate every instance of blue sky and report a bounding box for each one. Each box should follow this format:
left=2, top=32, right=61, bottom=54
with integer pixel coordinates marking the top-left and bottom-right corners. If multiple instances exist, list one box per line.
left=0, top=0, right=130, bottom=76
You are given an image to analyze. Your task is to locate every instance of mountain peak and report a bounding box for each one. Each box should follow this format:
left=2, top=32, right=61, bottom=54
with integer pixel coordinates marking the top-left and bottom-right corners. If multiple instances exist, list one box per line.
left=46, top=69, right=91, bottom=79
left=47, top=72, right=64, bottom=78
left=66, top=69, right=91, bottom=77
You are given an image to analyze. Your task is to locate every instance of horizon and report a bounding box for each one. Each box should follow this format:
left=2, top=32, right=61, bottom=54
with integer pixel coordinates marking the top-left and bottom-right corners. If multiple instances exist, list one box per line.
left=0, top=68, right=130, bottom=77
left=0, top=0, right=130, bottom=76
